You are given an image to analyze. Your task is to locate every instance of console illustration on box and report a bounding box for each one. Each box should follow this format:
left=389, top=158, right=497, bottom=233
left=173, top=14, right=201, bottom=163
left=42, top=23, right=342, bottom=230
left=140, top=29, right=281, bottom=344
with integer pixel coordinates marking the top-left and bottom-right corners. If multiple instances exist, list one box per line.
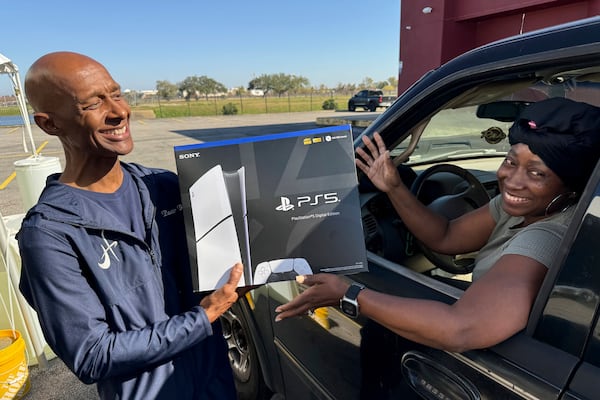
left=189, top=164, right=252, bottom=290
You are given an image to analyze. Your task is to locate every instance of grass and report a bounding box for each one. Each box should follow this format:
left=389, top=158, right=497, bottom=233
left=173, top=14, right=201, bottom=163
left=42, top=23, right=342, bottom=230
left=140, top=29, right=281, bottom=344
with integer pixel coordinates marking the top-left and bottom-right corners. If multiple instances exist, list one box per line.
left=153, top=94, right=348, bottom=117
left=0, top=94, right=351, bottom=118
left=0, top=107, right=21, bottom=116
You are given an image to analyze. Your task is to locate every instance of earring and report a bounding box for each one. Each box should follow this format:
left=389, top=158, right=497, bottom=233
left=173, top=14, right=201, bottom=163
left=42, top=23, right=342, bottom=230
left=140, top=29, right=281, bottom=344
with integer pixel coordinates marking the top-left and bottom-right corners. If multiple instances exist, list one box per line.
left=545, top=192, right=578, bottom=216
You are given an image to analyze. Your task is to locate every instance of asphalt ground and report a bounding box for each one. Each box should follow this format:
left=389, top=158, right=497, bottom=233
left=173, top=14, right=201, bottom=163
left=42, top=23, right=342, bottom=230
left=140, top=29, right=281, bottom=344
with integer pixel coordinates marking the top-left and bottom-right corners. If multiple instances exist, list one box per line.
left=0, top=109, right=377, bottom=399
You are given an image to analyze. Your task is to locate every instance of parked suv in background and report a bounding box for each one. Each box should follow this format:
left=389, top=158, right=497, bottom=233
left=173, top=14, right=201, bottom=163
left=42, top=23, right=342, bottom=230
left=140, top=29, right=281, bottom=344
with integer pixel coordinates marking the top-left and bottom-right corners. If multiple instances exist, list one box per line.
left=347, top=89, right=395, bottom=111
left=222, top=17, right=600, bottom=400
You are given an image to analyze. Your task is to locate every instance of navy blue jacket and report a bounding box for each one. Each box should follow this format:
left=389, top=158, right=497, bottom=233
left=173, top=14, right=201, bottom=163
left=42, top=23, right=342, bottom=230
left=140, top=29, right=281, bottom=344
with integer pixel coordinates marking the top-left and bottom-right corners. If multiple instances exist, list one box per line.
left=18, top=163, right=236, bottom=399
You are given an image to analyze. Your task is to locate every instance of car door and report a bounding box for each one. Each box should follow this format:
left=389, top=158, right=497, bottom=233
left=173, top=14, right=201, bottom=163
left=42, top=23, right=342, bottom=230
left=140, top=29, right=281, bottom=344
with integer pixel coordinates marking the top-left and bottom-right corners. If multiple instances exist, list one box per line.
left=536, top=181, right=600, bottom=400
left=390, top=170, right=600, bottom=400
left=266, top=170, right=600, bottom=400
left=267, top=251, right=473, bottom=399
left=267, top=279, right=364, bottom=399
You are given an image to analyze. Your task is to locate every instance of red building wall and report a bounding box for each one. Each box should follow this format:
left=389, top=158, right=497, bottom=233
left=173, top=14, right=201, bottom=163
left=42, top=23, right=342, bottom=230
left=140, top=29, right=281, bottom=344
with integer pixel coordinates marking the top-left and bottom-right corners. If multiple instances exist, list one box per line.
left=398, top=0, right=600, bottom=93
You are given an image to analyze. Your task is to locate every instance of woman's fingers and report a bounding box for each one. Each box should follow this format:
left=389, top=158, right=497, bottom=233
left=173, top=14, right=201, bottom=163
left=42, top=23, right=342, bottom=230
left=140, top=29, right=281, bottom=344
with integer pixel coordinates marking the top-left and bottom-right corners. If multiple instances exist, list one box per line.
left=355, top=146, right=371, bottom=167
left=362, top=134, right=380, bottom=159
left=373, top=132, right=387, bottom=155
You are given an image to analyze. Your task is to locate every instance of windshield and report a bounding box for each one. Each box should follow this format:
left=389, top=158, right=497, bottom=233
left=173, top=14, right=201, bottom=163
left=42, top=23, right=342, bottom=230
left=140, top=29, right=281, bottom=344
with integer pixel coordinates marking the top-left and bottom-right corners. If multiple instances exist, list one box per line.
left=391, top=78, right=600, bottom=169
left=401, top=105, right=512, bottom=164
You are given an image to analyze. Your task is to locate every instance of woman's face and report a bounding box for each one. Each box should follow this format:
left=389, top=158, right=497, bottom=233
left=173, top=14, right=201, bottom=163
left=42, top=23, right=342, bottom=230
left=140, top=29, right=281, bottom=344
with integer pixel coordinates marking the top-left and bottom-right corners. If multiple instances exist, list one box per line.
left=496, top=143, right=570, bottom=225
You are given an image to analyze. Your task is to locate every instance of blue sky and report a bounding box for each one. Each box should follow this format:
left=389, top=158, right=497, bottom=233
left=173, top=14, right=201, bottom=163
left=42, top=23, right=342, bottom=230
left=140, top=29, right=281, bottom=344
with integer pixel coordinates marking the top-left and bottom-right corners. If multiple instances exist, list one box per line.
left=0, top=1, right=400, bottom=95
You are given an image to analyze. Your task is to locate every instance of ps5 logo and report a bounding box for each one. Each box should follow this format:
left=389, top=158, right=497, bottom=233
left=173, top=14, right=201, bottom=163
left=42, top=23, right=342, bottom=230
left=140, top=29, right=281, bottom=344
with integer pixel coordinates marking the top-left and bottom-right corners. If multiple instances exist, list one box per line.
left=275, top=192, right=340, bottom=212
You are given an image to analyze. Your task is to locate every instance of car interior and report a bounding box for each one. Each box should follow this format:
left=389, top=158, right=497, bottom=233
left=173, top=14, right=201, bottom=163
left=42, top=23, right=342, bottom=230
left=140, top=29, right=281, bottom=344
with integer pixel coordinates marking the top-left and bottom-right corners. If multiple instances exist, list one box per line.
left=358, top=67, right=600, bottom=286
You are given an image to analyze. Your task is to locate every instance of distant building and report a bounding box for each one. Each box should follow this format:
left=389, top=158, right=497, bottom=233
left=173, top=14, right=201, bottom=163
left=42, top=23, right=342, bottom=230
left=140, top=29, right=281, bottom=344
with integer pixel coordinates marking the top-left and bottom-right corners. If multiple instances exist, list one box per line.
left=0, top=95, right=17, bottom=106
left=140, top=90, right=158, bottom=99
left=249, top=89, right=265, bottom=97
left=399, top=0, right=600, bottom=93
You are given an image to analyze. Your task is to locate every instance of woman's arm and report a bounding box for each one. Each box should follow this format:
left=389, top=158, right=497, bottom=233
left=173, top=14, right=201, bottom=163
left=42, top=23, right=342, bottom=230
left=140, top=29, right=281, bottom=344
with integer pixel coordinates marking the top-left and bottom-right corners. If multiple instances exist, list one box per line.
left=360, top=254, right=546, bottom=351
left=356, top=133, right=496, bottom=255
left=275, top=254, right=546, bottom=352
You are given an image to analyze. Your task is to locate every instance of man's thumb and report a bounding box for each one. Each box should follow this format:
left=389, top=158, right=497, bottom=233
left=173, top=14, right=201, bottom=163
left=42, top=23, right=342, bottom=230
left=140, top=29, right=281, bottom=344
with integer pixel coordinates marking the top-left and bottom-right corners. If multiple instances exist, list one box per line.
left=227, top=263, right=243, bottom=286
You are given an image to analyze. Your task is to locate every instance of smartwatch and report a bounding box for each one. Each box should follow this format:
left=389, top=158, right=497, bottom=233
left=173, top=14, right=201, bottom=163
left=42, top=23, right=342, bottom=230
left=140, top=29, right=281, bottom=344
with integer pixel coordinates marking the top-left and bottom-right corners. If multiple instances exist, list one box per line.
left=340, top=283, right=365, bottom=318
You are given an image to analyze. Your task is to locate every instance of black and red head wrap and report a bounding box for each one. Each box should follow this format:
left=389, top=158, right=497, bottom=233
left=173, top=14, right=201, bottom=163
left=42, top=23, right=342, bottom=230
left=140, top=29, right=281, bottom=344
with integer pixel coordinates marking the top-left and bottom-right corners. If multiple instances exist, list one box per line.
left=508, top=97, right=600, bottom=192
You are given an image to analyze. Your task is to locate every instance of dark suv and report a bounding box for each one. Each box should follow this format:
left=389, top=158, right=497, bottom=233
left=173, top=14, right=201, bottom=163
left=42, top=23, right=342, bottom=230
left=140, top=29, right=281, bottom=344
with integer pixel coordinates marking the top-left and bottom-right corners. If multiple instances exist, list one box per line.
left=347, top=89, right=395, bottom=112
left=222, top=17, right=600, bottom=400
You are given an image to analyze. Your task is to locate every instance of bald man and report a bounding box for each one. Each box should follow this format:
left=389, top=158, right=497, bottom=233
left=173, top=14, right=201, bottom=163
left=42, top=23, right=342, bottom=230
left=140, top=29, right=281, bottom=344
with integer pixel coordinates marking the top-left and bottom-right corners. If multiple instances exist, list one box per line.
left=18, top=52, right=242, bottom=399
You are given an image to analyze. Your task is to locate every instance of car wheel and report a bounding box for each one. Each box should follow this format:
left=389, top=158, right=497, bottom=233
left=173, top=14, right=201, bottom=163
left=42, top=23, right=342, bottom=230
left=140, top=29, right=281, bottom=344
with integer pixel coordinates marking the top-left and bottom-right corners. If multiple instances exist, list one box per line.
left=348, top=101, right=356, bottom=111
left=368, top=102, right=377, bottom=112
left=221, top=303, right=269, bottom=400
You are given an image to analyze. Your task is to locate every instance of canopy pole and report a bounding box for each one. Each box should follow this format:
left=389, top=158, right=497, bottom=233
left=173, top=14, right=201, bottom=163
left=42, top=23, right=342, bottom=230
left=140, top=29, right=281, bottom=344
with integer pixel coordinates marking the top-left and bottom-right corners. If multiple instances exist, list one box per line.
left=0, top=53, right=36, bottom=156
left=9, top=70, right=36, bottom=156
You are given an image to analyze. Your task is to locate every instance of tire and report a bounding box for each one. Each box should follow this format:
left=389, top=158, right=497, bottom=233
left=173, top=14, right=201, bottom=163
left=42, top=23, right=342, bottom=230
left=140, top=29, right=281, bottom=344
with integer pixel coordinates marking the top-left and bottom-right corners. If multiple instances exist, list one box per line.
left=348, top=101, right=356, bottom=111
left=220, top=303, right=270, bottom=400
left=368, top=102, right=377, bottom=112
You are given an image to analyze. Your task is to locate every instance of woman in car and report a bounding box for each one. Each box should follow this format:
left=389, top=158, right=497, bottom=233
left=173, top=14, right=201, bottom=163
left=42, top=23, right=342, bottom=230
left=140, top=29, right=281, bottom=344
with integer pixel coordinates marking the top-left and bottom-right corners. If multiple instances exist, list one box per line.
left=275, top=97, right=600, bottom=352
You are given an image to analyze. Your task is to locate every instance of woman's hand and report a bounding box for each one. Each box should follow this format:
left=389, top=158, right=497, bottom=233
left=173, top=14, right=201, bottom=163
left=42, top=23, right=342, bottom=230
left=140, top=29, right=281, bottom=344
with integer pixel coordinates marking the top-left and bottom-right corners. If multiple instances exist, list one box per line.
left=355, top=132, right=403, bottom=193
left=274, top=274, right=350, bottom=321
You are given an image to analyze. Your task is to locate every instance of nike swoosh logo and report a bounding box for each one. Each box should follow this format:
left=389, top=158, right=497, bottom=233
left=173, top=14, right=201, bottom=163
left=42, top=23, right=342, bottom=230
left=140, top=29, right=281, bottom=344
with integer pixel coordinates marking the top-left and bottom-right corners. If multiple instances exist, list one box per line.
left=98, top=252, right=111, bottom=269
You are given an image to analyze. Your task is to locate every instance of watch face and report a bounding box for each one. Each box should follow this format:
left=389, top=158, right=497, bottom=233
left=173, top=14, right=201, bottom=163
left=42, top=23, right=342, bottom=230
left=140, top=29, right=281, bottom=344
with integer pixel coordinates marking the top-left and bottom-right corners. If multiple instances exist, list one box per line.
left=341, top=300, right=358, bottom=318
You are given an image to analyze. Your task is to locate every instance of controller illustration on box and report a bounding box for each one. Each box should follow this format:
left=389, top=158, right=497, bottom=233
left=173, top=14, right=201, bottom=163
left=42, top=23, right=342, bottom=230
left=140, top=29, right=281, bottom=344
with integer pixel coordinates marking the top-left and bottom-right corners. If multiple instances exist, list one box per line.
left=253, top=258, right=313, bottom=285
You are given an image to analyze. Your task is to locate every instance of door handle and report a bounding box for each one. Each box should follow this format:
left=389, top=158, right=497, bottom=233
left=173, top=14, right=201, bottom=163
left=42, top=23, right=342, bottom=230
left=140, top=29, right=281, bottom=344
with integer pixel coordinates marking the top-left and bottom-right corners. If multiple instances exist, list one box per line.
left=401, top=351, right=481, bottom=400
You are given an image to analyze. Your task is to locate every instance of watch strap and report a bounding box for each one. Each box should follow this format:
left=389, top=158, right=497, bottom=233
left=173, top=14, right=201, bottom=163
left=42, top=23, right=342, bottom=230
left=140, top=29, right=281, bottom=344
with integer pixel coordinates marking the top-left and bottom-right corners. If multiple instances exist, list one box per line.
left=344, top=282, right=365, bottom=301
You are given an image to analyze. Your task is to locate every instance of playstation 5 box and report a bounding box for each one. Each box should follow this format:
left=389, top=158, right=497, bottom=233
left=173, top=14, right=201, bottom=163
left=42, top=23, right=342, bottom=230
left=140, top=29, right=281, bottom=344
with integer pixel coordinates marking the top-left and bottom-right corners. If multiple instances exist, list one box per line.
left=174, top=124, right=367, bottom=291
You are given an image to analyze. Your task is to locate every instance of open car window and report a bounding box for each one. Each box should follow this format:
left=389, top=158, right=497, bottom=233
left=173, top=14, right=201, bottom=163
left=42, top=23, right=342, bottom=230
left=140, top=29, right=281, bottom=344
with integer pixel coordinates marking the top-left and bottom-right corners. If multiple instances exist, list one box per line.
left=389, top=78, right=600, bottom=170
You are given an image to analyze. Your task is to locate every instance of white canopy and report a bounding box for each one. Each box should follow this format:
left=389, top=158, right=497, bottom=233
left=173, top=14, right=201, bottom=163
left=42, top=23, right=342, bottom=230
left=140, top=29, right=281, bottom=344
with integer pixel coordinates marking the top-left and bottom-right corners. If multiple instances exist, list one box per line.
left=0, top=53, right=36, bottom=155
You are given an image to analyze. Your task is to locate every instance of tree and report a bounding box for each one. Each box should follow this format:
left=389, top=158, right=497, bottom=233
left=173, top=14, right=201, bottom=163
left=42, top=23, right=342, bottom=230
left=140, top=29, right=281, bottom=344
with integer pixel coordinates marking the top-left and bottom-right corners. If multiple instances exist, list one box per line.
left=360, top=77, right=375, bottom=89
left=248, top=73, right=309, bottom=97
left=335, top=82, right=357, bottom=95
left=289, top=74, right=309, bottom=94
left=178, top=75, right=226, bottom=101
left=156, top=80, right=178, bottom=101
left=248, top=74, right=273, bottom=96
left=197, top=76, right=226, bottom=100
left=375, top=80, right=389, bottom=89
left=233, top=86, right=247, bottom=96
left=179, top=76, right=202, bottom=101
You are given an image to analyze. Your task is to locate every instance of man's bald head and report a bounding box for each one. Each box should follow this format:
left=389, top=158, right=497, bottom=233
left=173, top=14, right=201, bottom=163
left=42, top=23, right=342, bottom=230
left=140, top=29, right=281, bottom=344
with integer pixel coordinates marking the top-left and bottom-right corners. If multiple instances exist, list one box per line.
left=25, top=52, right=111, bottom=113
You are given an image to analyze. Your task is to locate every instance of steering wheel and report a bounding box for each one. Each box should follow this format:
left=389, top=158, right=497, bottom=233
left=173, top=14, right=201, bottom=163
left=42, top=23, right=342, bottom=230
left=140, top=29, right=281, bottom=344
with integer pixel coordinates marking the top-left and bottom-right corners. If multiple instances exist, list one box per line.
left=410, top=164, right=491, bottom=275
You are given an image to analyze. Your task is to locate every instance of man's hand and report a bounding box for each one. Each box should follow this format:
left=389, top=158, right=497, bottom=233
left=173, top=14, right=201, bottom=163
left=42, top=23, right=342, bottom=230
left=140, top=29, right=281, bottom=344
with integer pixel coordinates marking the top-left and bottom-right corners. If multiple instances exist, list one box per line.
left=200, top=263, right=243, bottom=322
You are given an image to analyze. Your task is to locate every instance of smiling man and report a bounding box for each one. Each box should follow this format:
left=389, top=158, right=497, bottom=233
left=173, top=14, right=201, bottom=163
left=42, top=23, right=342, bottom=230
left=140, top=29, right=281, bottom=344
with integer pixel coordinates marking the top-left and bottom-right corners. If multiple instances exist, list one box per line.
left=17, top=52, right=242, bottom=400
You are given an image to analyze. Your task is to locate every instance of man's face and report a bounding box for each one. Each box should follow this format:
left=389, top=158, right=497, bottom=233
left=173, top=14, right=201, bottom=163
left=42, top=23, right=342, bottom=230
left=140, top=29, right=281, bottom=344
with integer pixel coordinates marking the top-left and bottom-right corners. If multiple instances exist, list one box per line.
left=50, top=62, right=133, bottom=159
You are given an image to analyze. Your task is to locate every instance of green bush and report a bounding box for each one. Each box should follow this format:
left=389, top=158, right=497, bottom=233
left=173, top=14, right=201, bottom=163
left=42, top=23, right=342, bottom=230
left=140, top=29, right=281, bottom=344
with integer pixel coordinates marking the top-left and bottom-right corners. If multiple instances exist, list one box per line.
left=322, top=98, right=337, bottom=110
left=222, top=102, right=238, bottom=115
